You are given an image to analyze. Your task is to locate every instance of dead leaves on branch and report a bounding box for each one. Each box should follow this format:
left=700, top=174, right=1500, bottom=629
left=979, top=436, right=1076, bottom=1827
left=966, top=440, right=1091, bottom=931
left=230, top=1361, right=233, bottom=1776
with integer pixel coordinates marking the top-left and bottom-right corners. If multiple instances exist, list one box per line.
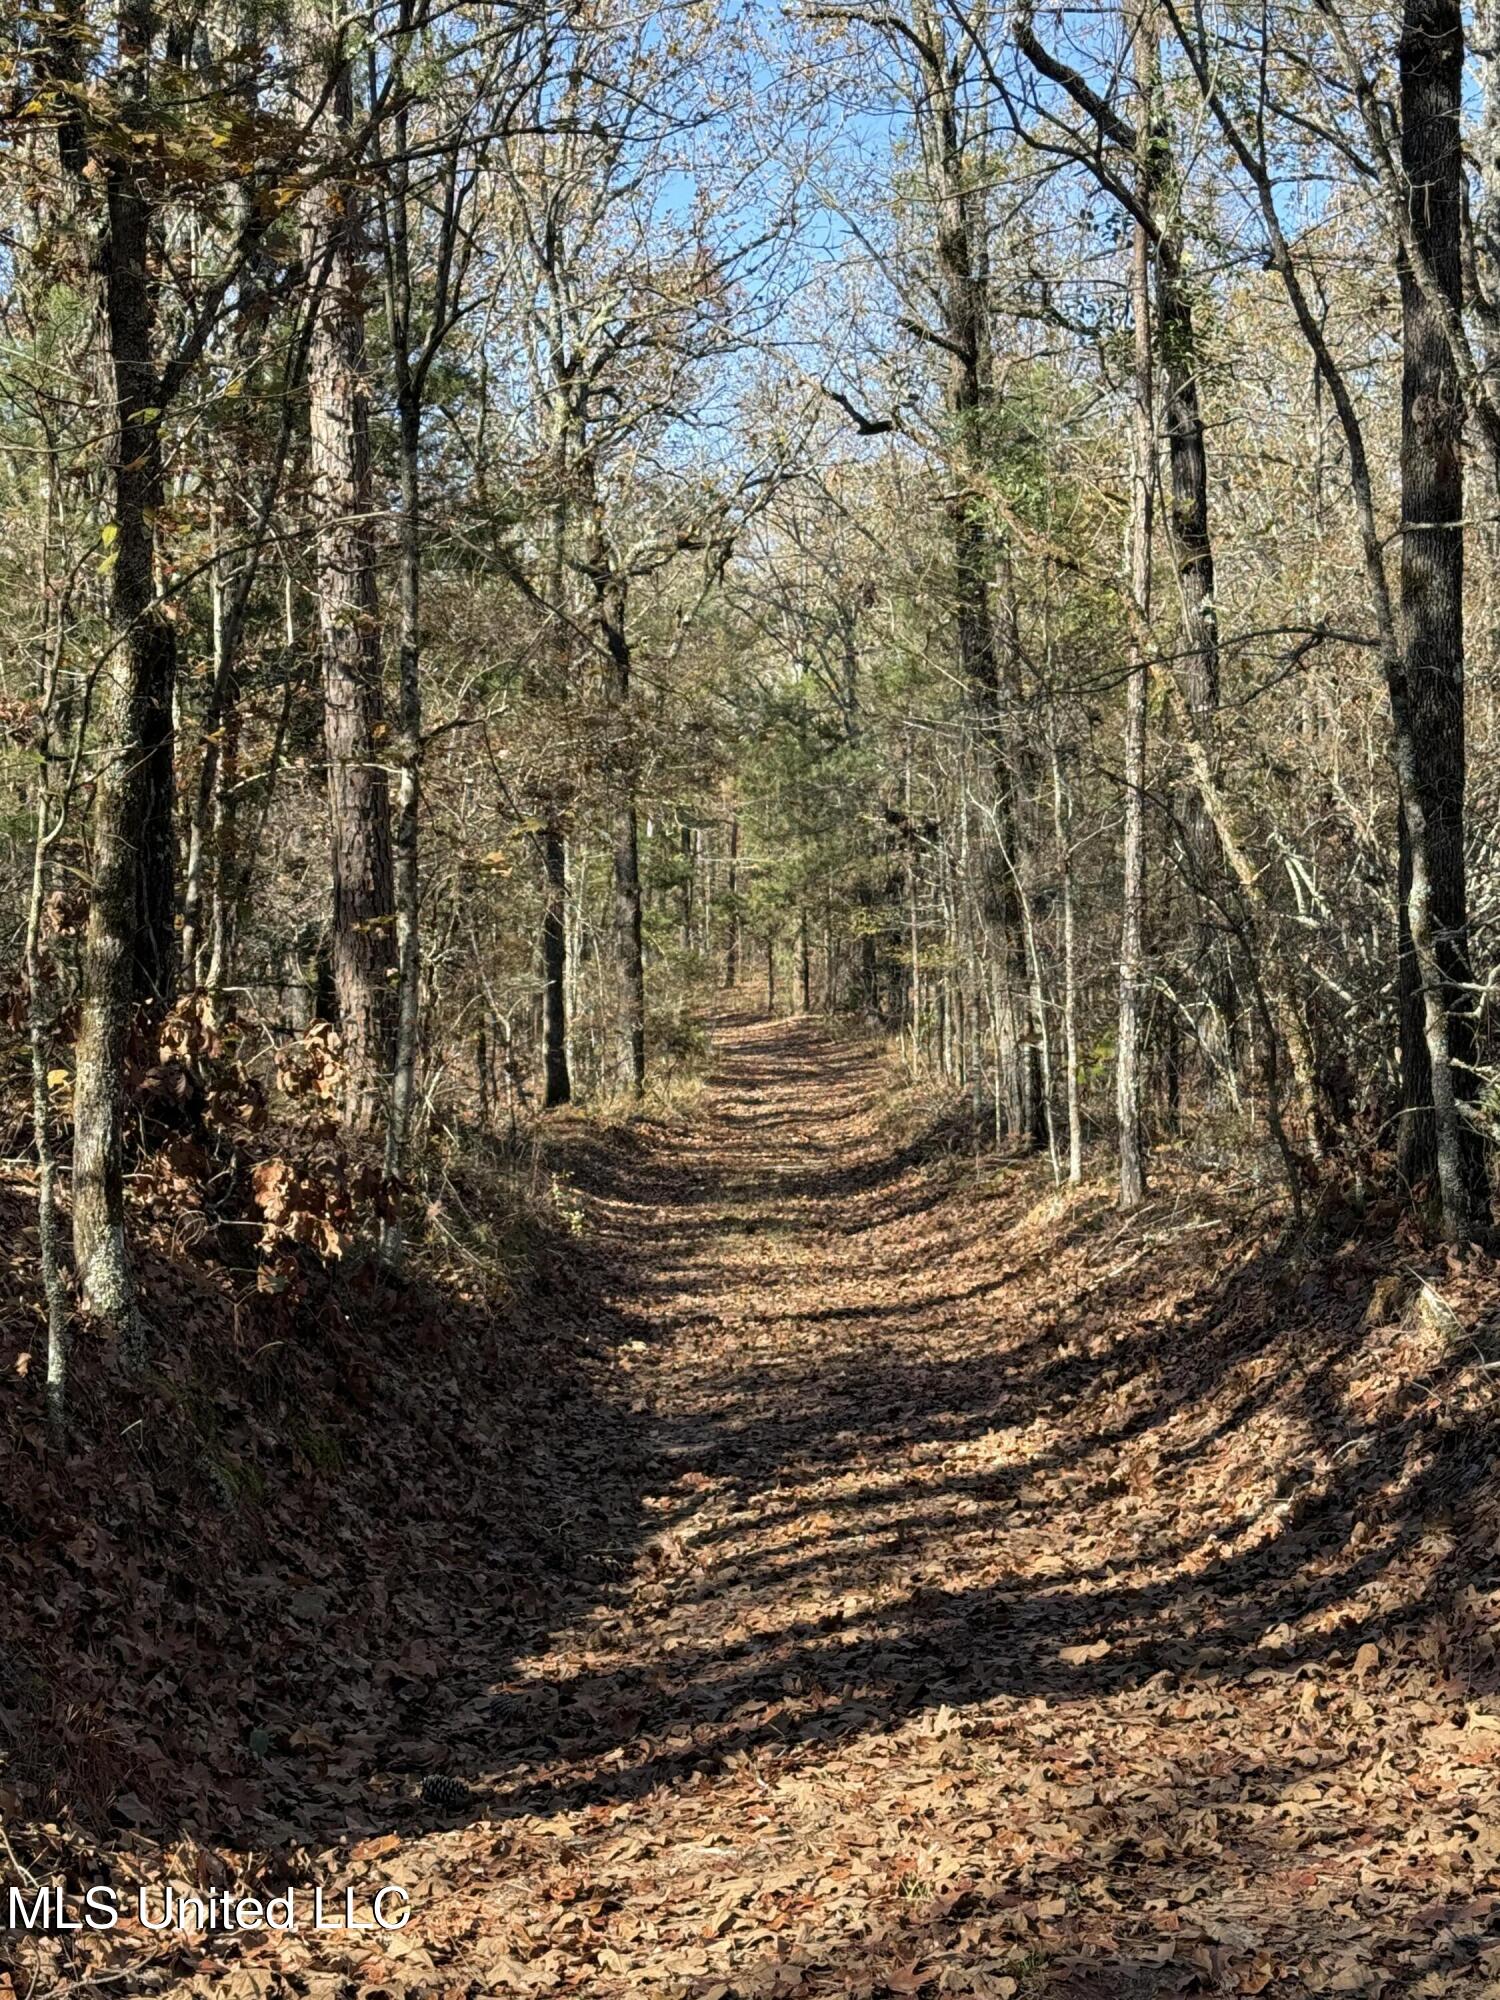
left=128, top=1007, right=396, bottom=1290
left=250, top=1151, right=393, bottom=1282
left=273, top=1018, right=346, bottom=1114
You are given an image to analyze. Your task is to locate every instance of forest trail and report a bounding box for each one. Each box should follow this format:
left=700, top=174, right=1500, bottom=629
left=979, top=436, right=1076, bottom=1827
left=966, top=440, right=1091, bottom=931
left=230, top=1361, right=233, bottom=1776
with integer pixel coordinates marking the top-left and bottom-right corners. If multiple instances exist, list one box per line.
left=180, top=1013, right=1498, bottom=1997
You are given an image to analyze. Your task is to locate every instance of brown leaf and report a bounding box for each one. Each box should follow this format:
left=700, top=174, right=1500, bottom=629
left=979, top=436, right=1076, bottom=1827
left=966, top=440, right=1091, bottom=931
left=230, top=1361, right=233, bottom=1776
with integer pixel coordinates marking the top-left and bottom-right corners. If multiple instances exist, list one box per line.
left=352, top=1832, right=402, bottom=1862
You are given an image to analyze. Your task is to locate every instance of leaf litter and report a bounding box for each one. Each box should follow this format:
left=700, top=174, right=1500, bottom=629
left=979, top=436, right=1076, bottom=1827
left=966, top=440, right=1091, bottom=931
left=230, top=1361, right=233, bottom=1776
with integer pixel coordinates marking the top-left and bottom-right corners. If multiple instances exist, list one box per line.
left=5, top=1012, right=1500, bottom=1997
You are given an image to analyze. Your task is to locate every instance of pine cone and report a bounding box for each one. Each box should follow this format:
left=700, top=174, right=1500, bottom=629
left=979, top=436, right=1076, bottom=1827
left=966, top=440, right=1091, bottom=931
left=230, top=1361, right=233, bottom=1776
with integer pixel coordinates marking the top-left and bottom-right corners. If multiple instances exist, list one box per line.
left=420, top=1773, right=474, bottom=1809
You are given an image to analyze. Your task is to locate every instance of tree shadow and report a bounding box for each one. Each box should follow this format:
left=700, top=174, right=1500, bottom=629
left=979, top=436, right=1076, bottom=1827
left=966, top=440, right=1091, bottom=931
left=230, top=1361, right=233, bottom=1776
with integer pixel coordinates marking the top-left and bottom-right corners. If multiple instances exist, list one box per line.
left=420, top=1013, right=1500, bottom=1992
left=9, top=1011, right=1497, bottom=2000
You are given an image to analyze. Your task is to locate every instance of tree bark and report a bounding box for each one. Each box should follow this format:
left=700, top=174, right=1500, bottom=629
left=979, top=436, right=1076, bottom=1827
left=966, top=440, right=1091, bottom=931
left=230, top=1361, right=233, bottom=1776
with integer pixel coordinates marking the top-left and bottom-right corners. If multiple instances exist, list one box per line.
left=725, top=816, right=741, bottom=986
left=613, top=805, right=646, bottom=1090
left=592, top=535, right=646, bottom=1094
left=179, top=46, right=271, bottom=1004
left=73, top=0, right=178, bottom=1330
left=1156, top=234, right=1218, bottom=739
left=1394, top=0, right=1487, bottom=1230
left=303, top=47, right=396, bottom=1132
left=541, top=818, right=571, bottom=1107
left=1117, top=54, right=1154, bottom=1213
left=1156, top=222, right=1236, bottom=1052
left=1051, top=739, right=1084, bottom=1185
left=382, top=387, right=423, bottom=1247
left=27, top=487, right=72, bottom=1431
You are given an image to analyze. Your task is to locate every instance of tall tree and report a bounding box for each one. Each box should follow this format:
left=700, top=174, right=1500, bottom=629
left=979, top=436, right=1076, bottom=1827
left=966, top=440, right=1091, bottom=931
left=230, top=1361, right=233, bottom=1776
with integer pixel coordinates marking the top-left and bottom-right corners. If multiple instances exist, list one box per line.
left=371, top=0, right=499, bottom=1251
left=828, top=0, right=1041, bottom=1137
left=1117, top=8, right=1154, bottom=1210
left=47, top=0, right=178, bottom=1330
left=302, top=13, right=397, bottom=1132
left=1392, top=0, right=1486, bottom=1225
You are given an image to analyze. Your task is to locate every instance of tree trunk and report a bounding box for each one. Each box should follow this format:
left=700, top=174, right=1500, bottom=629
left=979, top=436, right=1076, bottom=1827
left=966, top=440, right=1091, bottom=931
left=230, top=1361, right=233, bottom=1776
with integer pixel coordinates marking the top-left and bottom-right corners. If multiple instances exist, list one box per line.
left=593, top=543, right=645, bottom=1094
left=1476, top=0, right=1500, bottom=689
left=1157, top=236, right=1218, bottom=737
left=541, top=819, right=571, bottom=1106
left=204, top=696, right=241, bottom=1000
left=1018, top=1, right=1232, bottom=1108
left=382, top=388, right=423, bottom=1255
left=725, top=816, right=741, bottom=986
left=27, top=522, right=71, bottom=1431
left=180, top=79, right=270, bottom=1005
left=183, top=528, right=254, bottom=1002
left=304, top=50, right=396, bottom=1133
left=1156, top=219, right=1236, bottom=1059
left=73, top=0, right=178, bottom=1331
left=912, top=0, right=1035, bottom=1136
left=1051, top=739, right=1084, bottom=1185
left=613, top=805, right=646, bottom=1091
left=1117, top=92, right=1154, bottom=1212
left=28, top=817, right=69, bottom=1432
left=1395, top=0, right=1488, bottom=1231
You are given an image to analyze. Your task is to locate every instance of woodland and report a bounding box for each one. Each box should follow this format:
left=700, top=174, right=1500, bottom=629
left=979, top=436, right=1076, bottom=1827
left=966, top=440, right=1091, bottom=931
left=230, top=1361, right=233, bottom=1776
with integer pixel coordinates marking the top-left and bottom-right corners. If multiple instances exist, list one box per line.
left=3, top=0, right=1500, bottom=1989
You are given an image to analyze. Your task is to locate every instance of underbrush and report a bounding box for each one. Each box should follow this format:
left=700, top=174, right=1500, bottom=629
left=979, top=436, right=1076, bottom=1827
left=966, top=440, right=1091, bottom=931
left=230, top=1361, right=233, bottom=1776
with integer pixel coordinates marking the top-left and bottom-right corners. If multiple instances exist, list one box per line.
left=582, top=1065, right=709, bottom=1131
left=884, top=1028, right=1495, bottom=1253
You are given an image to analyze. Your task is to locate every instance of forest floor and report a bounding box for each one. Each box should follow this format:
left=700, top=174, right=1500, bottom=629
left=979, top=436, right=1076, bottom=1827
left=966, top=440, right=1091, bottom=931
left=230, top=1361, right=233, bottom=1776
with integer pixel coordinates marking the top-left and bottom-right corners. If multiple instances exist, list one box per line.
left=10, top=1009, right=1500, bottom=1999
